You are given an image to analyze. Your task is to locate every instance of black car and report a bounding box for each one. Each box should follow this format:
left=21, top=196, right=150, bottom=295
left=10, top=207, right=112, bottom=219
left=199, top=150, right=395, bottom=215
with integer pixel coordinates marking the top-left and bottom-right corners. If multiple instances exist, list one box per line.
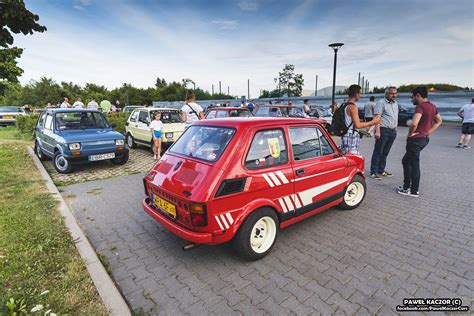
left=358, top=105, right=415, bottom=127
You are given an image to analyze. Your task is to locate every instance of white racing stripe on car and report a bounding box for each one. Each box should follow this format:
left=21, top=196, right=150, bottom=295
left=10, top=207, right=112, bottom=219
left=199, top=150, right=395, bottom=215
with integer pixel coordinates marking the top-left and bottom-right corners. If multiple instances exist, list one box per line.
left=215, top=216, right=225, bottom=230
left=278, top=198, right=288, bottom=213
left=225, top=212, right=234, bottom=224
left=291, top=194, right=302, bottom=209
left=276, top=171, right=289, bottom=184
left=268, top=172, right=282, bottom=186
left=219, top=214, right=230, bottom=229
left=283, top=196, right=295, bottom=211
left=299, top=177, right=349, bottom=206
left=262, top=173, right=275, bottom=187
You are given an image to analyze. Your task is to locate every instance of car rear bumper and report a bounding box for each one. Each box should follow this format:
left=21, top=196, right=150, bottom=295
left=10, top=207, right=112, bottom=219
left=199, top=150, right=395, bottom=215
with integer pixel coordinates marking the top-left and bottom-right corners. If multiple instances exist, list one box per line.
left=142, top=197, right=213, bottom=244
left=0, top=119, right=16, bottom=126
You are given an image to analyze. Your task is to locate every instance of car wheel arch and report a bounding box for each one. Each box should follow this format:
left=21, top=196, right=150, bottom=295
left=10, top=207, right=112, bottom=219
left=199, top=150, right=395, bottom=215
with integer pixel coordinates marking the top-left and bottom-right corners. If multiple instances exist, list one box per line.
left=230, top=199, right=281, bottom=235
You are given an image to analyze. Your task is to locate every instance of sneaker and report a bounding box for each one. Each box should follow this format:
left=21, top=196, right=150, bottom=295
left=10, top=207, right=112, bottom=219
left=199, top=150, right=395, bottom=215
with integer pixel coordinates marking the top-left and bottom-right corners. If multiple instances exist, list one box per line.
left=463, top=145, right=471, bottom=149
left=398, top=187, right=419, bottom=197
left=456, top=143, right=463, bottom=148
left=380, top=171, right=393, bottom=177
left=370, top=173, right=382, bottom=180
left=153, top=154, right=157, bottom=160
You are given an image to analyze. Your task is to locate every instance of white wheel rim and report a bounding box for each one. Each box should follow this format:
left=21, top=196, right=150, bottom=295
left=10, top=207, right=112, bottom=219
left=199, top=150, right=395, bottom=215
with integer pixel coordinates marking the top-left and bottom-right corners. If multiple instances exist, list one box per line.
left=127, top=135, right=133, bottom=147
left=55, top=155, right=68, bottom=171
left=344, top=182, right=364, bottom=206
left=250, top=216, right=276, bottom=254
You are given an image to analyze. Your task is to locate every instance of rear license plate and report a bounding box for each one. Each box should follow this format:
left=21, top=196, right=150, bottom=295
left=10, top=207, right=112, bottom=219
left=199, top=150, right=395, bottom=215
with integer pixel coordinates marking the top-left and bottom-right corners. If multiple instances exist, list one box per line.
left=152, top=194, right=177, bottom=218
left=3, top=116, right=13, bottom=119
left=88, top=152, right=115, bottom=161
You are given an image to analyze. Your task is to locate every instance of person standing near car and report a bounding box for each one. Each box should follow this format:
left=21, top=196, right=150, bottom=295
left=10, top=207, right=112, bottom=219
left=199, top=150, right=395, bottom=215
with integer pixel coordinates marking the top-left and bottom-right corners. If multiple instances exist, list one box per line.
left=60, top=97, right=71, bottom=108
left=370, top=87, right=398, bottom=180
left=73, top=97, right=84, bottom=109
left=181, top=90, right=204, bottom=127
left=398, top=87, right=442, bottom=198
left=341, top=85, right=381, bottom=154
left=87, top=98, right=99, bottom=110
left=150, top=112, right=164, bottom=160
left=364, top=96, right=375, bottom=122
left=303, top=99, right=311, bottom=117
left=456, top=98, right=474, bottom=149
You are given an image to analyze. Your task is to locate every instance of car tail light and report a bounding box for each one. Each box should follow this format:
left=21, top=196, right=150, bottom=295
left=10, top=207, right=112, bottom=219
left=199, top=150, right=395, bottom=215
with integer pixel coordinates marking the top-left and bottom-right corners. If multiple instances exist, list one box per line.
left=190, top=203, right=207, bottom=226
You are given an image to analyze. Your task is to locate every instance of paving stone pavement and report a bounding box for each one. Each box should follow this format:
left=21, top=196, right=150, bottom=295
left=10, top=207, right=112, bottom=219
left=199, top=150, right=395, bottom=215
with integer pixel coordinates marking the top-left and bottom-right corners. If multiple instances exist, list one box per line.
left=43, top=147, right=156, bottom=186
left=61, top=125, right=473, bottom=315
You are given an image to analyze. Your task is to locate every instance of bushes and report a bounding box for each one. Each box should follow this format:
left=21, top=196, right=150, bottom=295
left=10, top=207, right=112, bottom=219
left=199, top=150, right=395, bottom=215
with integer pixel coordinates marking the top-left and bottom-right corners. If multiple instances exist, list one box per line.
left=15, top=114, right=39, bottom=139
left=105, top=112, right=130, bottom=135
left=14, top=112, right=130, bottom=137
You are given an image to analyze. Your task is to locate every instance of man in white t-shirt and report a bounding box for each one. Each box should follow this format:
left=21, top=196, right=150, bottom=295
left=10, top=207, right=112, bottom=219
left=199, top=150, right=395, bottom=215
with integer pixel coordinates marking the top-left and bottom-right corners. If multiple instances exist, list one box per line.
left=457, top=98, right=474, bottom=149
left=73, top=97, right=84, bottom=108
left=181, top=91, right=204, bottom=126
left=87, top=99, right=99, bottom=110
left=60, top=97, right=71, bottom=108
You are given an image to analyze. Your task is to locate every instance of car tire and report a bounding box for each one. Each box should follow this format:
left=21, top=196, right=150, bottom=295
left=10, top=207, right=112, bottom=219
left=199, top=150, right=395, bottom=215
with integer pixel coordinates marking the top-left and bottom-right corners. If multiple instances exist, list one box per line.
left=405, top=119, right=413, bottom=127
left=233, top=207, right=279, bottom=261
left=338, top=174, right=366, bottom=210
left=111, top=152, right=129, bottom=165
left=35, top=141, right=46, bottom=161
left=53, top=151, right=73, bottom=174
left=126, top=133, right=137, bottom=149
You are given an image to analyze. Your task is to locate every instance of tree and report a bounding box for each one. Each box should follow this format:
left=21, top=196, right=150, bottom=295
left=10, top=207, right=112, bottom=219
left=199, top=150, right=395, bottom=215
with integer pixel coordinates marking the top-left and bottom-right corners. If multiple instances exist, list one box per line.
left=155, top=77, right=167, bottom=89
left=0, top=0, right=46, bottom=91
left=276, top=64, right=304, bottom=97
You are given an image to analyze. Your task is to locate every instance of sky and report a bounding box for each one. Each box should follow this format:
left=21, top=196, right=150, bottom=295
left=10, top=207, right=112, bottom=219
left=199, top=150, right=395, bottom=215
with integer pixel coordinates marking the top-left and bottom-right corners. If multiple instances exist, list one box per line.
left=13, top=0, right=474, bottom=97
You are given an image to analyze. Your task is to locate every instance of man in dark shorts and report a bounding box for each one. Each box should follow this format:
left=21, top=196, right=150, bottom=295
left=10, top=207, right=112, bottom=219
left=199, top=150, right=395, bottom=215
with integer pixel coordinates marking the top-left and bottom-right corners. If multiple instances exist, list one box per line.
left=398, top=87, right=442, bottom=198
left=457, top=98, right=474, bottom=149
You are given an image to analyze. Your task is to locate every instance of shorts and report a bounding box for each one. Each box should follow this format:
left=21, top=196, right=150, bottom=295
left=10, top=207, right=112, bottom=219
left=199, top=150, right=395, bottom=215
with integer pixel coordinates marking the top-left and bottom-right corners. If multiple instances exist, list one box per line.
left=341, top=129, right=361, bottom=154
left=461, top=122, right=474, bottom=134
left=153, top=131, right=162, bottom=138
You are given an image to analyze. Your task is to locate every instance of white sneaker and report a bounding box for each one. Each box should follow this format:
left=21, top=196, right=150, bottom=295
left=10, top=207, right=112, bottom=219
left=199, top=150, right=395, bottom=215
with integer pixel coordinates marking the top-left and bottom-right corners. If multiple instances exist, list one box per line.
left=463, top=145, right=471, bottom=149
left=153, top=154, right=157, bottom=160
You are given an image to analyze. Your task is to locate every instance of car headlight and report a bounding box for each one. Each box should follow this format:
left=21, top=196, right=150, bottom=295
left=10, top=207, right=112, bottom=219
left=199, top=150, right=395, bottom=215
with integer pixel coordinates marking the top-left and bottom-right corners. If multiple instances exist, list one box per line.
left=165, top=132, right=173, bottom=139
left=115, top=139, right=124, bottom=146
left=68, top=143, right=81, bottom=150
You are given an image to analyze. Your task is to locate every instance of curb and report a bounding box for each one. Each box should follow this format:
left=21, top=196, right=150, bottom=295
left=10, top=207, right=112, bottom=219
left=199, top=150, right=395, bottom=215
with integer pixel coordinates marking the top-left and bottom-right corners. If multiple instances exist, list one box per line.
left=27, top=147, right=131, bottom=316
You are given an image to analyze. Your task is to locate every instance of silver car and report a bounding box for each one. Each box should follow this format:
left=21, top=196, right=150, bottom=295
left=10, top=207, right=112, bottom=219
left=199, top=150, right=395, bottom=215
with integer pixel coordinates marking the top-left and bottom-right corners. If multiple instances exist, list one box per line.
left=0, top=106, right=26, bottom=126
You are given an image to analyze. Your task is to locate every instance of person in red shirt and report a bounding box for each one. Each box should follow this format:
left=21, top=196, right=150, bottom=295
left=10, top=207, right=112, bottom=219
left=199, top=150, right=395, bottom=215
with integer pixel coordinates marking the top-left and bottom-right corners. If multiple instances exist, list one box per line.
left=398, top=87, right=442, bottom=197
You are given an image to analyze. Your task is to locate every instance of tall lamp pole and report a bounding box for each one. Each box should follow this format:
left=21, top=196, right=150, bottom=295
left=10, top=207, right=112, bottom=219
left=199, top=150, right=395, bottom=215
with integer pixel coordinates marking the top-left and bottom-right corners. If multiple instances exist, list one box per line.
left=328, top=43, right=344, bottom=107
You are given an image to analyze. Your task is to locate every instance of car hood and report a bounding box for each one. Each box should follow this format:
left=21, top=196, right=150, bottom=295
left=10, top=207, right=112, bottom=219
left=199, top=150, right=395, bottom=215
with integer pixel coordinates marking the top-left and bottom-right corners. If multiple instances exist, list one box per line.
left=162, top=122, right=186, bottom=132
left=57, top=129, right=124, bottom=142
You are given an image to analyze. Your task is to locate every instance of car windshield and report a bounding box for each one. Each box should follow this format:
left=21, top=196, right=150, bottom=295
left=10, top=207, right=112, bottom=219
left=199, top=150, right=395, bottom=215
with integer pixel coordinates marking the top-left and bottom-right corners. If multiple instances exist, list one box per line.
left=229, top=109, right=251, bottom=117
left=255, top=107, right=281, bottom=117
left=0, top=107, right=22, bottom=113
left=152, top=111, right=182, bottom=123
left=169, top=125, right=235, bottom=162
left=55, top=111, right=110, bottom=130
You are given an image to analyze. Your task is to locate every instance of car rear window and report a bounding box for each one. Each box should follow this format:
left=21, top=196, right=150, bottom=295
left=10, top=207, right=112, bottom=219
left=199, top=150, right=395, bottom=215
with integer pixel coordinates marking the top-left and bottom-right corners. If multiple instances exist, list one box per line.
left=55, top=111, right=110, bottom=130
left=169, top=125, right=235, bottom=162
left=0, top=107, right=21, bottom=113
left=229, top=110, right=250, bottom=117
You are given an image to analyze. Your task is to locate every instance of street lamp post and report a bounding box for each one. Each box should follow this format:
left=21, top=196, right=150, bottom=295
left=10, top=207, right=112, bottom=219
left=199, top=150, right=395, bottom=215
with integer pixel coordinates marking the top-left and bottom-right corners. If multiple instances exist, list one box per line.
left=328, top=42, right=344, bottom=107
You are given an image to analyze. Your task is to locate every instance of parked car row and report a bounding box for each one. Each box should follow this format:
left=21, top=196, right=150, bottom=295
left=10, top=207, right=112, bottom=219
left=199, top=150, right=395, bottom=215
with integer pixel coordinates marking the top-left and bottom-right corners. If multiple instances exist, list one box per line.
left=0, top=106, right=26, bottom=126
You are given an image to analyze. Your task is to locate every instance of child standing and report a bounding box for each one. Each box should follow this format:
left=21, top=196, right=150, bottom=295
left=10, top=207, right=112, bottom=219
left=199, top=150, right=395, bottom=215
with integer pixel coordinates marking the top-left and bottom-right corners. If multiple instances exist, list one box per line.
left=150, top=112, right=163, bottom=160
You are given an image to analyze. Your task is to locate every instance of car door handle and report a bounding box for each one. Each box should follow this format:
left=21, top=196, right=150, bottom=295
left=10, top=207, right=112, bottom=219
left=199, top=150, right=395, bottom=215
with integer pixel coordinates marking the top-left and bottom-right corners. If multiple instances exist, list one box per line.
left=295, top=169, right=306, bottom=176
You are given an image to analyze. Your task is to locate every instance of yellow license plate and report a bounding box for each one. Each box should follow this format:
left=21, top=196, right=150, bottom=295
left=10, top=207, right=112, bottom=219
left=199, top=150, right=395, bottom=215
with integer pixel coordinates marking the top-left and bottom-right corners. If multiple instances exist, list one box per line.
left=153, top=194, right=177, bottom=218
left=3, top=116, right=13, bottom=119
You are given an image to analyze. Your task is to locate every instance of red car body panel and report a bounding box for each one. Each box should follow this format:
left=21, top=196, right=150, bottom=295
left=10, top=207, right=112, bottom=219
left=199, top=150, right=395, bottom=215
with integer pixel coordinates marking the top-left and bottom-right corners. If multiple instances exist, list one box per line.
left=143, top=117, right=365, bottom=245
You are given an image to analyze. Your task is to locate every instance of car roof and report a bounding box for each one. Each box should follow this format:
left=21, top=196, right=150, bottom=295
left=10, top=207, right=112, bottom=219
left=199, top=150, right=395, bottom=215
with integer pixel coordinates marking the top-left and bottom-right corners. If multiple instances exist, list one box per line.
left=134, top=107, right=180, bottom=112
left=256, top=104, right=293, bottom=108
left=47, top=108, right=101, bottom=113
left=208, top=107, right=249, bottom=111
left=194, top=117, right=326, bottom=128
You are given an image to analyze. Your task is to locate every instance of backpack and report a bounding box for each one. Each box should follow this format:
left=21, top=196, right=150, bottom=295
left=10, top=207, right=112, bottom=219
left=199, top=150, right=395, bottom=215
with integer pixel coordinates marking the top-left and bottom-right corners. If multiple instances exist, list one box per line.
left=330, top=102, right=354, bottom=136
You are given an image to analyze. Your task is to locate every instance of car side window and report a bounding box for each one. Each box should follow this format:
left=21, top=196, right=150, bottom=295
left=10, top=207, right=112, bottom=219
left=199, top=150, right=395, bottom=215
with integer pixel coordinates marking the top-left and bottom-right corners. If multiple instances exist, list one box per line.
left=245, top=129, right=288, bottom=169
left=206, top=111, right=216, bottom=119
left=130, top=111, right=138, bottom=122
left=216, top=110, right=227, bottom=118
left=289, top=127, right=321, bottom=160
left=38, top=112, right=46, bottom=128
left=317, top=128, right=334, bottom=156
left=44, top=114, right=53, bottom=130
left=138, top=111, right=149, bottom=124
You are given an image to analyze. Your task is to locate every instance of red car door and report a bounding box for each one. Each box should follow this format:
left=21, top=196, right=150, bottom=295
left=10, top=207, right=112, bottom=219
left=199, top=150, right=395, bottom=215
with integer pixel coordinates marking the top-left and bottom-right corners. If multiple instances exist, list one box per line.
left=286, top=125, right=347, bottom=223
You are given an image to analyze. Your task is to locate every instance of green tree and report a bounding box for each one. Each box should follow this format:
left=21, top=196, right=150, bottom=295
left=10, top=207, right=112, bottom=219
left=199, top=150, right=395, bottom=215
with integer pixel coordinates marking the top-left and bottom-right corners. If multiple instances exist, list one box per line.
left=155, top=77, right=167, bottom=89
left=276, top=64, right=304, bottom=97
left=0, top=0, right=46, bottom=92
left=21, top=77, right=62, bottom=106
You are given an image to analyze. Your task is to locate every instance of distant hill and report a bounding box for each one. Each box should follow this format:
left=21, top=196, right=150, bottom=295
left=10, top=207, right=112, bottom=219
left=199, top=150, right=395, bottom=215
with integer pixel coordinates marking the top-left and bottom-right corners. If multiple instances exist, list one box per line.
left=373, top=84, right=470, bottom=93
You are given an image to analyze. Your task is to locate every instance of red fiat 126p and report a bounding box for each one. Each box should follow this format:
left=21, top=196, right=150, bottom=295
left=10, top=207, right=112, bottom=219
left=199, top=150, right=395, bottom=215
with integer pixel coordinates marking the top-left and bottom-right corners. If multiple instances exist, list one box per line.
left=143, top=117, right=366, bottom=260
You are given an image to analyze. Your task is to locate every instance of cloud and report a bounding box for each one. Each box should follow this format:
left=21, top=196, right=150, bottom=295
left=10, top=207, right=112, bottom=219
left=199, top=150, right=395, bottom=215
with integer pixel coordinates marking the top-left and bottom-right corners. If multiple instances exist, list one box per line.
left=238, top=1, right=259, bottom=11
left=211, top=19, right=239, bottom=30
